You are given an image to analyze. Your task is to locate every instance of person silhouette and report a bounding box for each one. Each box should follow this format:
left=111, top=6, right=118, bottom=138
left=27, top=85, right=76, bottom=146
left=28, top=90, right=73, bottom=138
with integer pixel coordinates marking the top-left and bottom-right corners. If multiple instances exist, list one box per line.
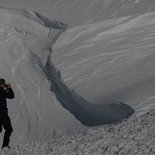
left=0, top=78, right=14, bottom=149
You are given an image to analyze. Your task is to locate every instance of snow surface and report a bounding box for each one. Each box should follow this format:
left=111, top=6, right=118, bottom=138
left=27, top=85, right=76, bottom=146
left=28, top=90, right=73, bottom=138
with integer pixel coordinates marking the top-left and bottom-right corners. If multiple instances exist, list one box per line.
left=0, top=0, right=155, bottom=28
left=52, top=11, right=155, bottom=116
left=0, top=0, right=155, bottom=154
left=0, top=7, right=85, bottom=146
left=0, top=6, right=134, bottom=146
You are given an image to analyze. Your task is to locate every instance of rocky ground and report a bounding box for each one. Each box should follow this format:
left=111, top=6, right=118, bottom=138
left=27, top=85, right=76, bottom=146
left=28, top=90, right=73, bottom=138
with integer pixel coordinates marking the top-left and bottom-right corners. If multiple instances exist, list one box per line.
left=1, top=111, right=155, bottom=155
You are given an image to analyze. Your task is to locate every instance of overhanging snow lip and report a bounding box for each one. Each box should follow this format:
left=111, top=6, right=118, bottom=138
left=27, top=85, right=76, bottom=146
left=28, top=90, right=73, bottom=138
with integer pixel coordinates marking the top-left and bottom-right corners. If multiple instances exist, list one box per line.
left=44, top=55, right=135, bottom=127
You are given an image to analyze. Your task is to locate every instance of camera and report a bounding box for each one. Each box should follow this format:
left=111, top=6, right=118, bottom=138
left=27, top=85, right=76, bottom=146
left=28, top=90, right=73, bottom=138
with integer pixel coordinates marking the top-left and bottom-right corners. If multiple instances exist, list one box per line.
left=4, top=84, right=8, bottom=88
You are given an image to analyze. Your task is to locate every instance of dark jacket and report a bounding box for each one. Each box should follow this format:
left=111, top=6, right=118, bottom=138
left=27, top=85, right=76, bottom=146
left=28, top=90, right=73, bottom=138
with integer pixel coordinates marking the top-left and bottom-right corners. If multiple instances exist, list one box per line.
left=0, top=86, right=14, bottom=117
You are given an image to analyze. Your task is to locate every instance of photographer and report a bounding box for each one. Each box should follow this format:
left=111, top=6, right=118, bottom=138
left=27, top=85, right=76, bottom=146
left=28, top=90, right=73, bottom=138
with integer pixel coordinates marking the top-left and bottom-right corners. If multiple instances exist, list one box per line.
left=0, top=78, right=14, bottom=149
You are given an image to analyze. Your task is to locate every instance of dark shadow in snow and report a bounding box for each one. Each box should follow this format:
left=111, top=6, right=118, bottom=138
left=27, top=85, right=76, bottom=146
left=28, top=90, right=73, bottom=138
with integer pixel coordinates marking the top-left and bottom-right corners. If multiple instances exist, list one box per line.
left=44, top=55, right=134, bottom=126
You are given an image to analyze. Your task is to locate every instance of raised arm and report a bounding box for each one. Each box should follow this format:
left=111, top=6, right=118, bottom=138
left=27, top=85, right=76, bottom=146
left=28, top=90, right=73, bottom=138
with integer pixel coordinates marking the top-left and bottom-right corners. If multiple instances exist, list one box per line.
left=4, top=88, right=15, bottom=99
left=3, top=83, right=15, bottom=99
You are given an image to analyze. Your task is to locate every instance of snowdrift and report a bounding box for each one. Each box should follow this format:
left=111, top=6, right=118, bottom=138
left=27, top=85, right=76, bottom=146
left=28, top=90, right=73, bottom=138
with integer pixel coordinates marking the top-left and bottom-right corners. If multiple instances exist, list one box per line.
left=53, top=11, right=155, bottom=116
left=0, top=7, right=134, bottom=145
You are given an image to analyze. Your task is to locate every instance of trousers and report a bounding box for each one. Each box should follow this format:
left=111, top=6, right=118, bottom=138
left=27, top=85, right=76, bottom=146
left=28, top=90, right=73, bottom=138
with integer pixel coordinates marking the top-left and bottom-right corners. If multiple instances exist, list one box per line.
left=0, top=115, right=13, bottom=148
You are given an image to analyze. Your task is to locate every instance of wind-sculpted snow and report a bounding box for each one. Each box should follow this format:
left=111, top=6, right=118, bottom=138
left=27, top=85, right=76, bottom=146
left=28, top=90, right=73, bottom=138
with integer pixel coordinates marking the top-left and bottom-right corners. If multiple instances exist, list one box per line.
left=45, top=56, right=134, bottom=126
left=0, top=7, right=134, bottom=146
left=53, top=11, right=155, bottom=117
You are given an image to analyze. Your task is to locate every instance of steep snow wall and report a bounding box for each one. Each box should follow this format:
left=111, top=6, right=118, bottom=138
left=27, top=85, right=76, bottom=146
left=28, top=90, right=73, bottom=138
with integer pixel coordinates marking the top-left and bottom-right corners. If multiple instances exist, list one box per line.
left=52, top=11, right=155, bottom=116
left=0, top=8, right=134, bottom=145
left=45, top=56, right=134, bottom=126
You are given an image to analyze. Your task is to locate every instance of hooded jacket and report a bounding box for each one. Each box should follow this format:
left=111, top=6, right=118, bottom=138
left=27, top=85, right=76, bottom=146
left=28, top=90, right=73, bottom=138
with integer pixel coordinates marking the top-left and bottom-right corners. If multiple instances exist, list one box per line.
left=0, top=86, right=14, bottom=116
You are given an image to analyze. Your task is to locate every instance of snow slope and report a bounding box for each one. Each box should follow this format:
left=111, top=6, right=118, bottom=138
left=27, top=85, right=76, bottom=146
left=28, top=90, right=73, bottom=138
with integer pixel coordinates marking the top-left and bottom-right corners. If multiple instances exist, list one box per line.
left=0, top=7, right=134, bottom=147
left=53, top=11, right=155, bottom=116
left=0, top=0, right=155, bottom=154
left=1, top=0, right=155, bottom=28
left=0, top=7, right=84, bottom=146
